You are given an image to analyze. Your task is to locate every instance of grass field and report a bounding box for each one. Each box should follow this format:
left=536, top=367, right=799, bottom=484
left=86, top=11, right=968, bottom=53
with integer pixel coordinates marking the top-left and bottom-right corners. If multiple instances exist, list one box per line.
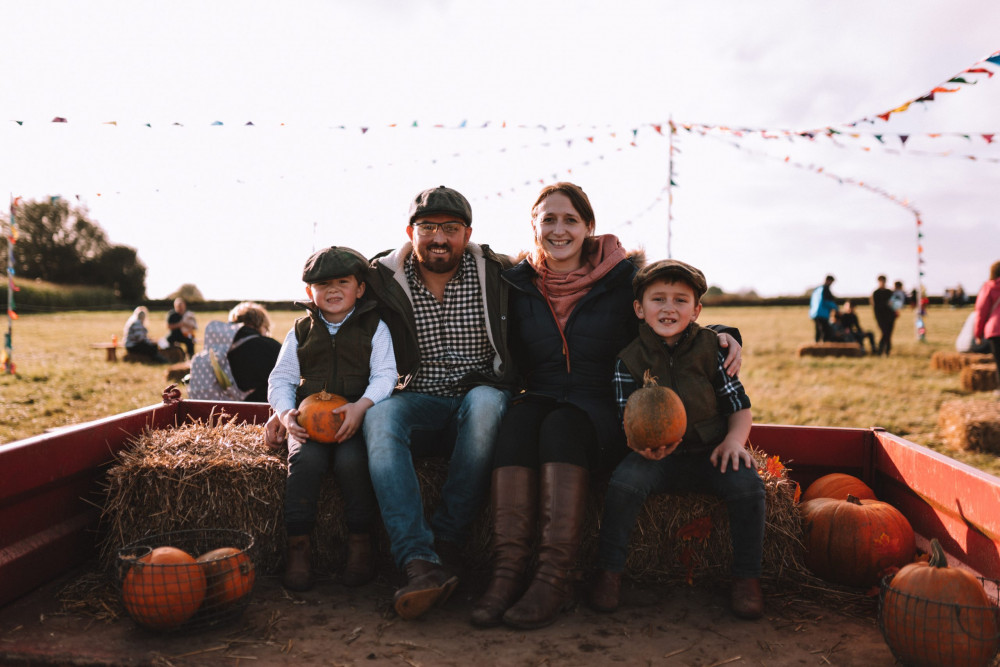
left=1, top=305, right=997, bottom=475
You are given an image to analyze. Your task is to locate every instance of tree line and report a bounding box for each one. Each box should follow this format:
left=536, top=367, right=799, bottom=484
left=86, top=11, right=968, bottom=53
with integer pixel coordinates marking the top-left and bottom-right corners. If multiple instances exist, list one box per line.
left=6, top=198, right=147, bottom=302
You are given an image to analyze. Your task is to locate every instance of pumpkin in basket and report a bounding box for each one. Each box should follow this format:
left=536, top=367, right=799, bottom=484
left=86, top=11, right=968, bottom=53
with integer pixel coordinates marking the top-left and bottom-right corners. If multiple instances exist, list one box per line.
left=197, top=547, right=255, bottom=608
left=624, top=370, right=687, bottom=454
left=297, top=390, right=349, bottom=443
left=881, top=538, right=1000, bottom=667
left=801, top=473, right=877, bottom=503
left=122, top=546, right=207, bottom=629
left=800, top=494, right=915, bottom=588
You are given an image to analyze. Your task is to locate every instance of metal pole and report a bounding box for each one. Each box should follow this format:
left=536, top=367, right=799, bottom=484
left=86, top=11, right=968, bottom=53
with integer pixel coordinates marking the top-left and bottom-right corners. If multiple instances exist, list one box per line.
left=667, top=117, right=674, bottom=259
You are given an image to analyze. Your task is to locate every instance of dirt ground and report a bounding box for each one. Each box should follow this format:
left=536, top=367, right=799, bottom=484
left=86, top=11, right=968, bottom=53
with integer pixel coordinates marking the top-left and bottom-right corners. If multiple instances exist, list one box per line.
left=0, top=565, right=899, bottom=667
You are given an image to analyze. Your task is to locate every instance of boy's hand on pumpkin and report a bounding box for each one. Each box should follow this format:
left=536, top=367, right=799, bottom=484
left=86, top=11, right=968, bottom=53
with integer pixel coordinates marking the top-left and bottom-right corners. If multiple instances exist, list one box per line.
left=638, top=445, right=672, bottom=461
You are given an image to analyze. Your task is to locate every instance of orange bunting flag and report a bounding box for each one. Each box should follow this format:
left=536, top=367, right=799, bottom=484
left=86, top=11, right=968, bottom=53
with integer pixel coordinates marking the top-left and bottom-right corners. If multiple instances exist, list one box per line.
left=652, top=124, right=662, bottom=134
left=930, top=86, right=960, bottom=94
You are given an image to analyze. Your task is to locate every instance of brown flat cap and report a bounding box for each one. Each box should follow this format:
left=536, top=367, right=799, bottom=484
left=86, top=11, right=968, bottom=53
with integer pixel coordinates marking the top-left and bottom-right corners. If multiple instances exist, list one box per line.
left=633, top=259, right=708, bottom=299
left=302, top=246, right=369, bottom=284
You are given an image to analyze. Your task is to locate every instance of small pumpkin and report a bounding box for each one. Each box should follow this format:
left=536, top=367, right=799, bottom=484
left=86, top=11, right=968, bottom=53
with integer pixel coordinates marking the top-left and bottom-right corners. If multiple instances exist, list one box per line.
left=801, top=473, right=877, bottom=503
left=624, top=370, right=687, bottom=454
left=800, top=494, right=916, bottom=588
left=881, top=538, right=999, bottom=667
left=197, top=547, right=255, bottom=609
left=297, top=390, right=349, bottom=443
left=122, top=546, right=207, bottom=630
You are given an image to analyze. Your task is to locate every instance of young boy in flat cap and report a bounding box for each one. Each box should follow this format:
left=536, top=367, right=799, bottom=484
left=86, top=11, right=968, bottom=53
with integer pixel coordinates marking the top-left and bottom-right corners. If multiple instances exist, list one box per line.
left=588, top=259, right=764, bottom=620
left=267, top=246, right=398, bottom=591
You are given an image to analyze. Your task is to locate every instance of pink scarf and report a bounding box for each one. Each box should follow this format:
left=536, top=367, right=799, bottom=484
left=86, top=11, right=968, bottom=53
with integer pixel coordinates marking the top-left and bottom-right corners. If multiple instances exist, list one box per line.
left=530, top=234, right=628, bottom=370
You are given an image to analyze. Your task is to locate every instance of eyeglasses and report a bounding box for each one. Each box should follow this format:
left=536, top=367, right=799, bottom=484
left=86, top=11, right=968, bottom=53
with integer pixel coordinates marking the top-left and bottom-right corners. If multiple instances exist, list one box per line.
left=413, top=222, right=467, bottom=237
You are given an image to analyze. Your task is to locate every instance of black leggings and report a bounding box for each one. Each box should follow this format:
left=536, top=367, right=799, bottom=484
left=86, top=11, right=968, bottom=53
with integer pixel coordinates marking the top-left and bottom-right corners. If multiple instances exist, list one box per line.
left=493, top=398, right=610, bottom=471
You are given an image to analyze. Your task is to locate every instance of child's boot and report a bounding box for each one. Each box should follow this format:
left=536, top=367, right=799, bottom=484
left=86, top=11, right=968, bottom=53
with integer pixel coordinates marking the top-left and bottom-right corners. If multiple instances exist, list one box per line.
left=588, top=570, right=621, bottom=612
left=283, top=535, right=312, bottom=591
left=342, top=533, right=375, bottom=587
left=731, top=577, right=763, bottom=619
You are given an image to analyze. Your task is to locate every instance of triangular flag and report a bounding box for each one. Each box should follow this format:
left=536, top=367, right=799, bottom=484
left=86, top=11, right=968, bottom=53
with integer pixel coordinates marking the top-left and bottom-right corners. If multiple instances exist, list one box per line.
left=899, top=135, right=909, bottom=146
left=983, top=134, right=995, bottom=144
left=51, top=117, right=68, bottom=123
left=966, top=67, right=994, bottom=77
left=211, top=120, right=224, bottom=126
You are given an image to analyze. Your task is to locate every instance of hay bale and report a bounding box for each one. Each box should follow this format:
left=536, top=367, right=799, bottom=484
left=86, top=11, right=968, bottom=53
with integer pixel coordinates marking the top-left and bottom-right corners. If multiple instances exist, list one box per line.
left=166, top=361, right=191, bottom=382
left=939, top=399, right=1000, bottom=453
left=960, top=363, right=999, bottom=392
left=797, top=342, right=865, bottom=358
left=100, top=420, right=806, bottom=585
left=930, top=351, right=994, bottom=373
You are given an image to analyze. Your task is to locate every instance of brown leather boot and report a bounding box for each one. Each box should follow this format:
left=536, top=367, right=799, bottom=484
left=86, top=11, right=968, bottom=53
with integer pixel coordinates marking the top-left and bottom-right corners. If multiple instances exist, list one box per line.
left=470, top=466, right=538, bottom=627
left=393, top=559, right=459, bottom=620
left=731, top=577, right=764, bottom=619
left=588, top=570, right=622, bottom=612
left=283, top=535, right=312, bottom=591
left=342, top=533, right=375, bottom=587
left=502, top=463, right=587, bottom=630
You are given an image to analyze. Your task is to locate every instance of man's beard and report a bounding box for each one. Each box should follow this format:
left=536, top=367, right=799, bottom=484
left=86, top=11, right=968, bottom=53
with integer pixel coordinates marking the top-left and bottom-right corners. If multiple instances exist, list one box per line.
left=415, top=245, right=461, bottom=274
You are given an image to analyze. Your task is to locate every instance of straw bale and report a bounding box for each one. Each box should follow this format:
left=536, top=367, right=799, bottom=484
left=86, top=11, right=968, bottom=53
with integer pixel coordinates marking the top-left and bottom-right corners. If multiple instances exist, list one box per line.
left=959, top=363, right=1000, bottom=392
left=100, top=421, right=807, bottom=585
left=930, top=351, right=994, bottom=373
left=796, top=342, right=864, bottom=358
left=938, top=399, right=1000, bottom=453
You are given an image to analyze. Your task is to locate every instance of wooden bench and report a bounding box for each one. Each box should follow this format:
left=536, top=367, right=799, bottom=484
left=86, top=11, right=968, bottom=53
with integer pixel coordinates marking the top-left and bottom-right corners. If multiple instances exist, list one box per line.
left=90, top=342, right=121, bottom=362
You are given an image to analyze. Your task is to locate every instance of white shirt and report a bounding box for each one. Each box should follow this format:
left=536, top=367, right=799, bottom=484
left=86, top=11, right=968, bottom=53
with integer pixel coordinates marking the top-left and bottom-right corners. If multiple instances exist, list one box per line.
left=267, top=307, right=397, bottom=415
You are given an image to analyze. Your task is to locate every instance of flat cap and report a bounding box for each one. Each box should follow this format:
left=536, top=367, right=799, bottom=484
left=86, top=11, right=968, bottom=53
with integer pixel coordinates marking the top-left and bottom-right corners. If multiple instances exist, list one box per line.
left=408, top=185, right=472, bottom=225
left=633, top=259, right=708, bottom=299
left=302, top=246, right=369, bottom=284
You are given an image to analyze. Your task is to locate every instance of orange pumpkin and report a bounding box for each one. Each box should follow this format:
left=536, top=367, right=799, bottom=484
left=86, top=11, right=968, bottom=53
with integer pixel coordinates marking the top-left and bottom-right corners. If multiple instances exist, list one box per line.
left=624, top=370, right=687, bottom=454
left=197, top=547, right=255, bottom=608
left=122, top=546, right=207, bottom=629
left=297, top=390, right=349, bottom=443
left=801, top=473, right=877, bottom=503
left=881, top=538, right=1000, bottom=667
left=800, top=494, right=916, bottom=588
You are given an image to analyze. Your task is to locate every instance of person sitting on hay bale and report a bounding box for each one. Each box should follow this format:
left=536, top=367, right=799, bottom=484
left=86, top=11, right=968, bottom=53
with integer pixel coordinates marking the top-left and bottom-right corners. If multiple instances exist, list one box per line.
left=267, top=246, right=398, bottom=591
left=122, top=306, right=167, bottom=363
left=829, top=302, right=876, bottom=355
left=589, top=259, right=764, bottom=620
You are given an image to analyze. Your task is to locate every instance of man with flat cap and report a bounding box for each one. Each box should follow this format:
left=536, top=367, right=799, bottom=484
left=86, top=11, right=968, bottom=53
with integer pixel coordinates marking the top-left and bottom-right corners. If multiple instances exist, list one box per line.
left=362, top=186, right=515, bottom=619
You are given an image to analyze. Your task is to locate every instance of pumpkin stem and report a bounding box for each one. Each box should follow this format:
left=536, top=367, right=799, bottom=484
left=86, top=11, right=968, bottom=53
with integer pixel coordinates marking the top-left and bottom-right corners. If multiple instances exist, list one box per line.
left=642, top=369, right=660, bottom=388
left=928, top=538, right=948, bottom=568
left=846, top=494, right=862, bottom=505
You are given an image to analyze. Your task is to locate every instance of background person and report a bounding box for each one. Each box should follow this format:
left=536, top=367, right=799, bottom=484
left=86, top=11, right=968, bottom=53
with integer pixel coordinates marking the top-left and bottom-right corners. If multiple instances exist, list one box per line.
left=809, top=275, right=837, bottom=342
left=972, top=260, right=1000, bottom=392
left=833, top=301, right=877, bottom=354
left=227, top=301, right=282, bottom=402
left=166, top=297, right=196, bottom=357
left=122, top=306, right=166, bottom=362
left=872, top=275, right=896, bottom=356
left=470, top=182, right=742, bottom=630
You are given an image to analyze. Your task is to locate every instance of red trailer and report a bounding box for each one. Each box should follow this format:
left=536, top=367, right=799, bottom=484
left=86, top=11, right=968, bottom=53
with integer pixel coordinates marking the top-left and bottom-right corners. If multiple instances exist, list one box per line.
left=1, top=401, right=998, bottom=665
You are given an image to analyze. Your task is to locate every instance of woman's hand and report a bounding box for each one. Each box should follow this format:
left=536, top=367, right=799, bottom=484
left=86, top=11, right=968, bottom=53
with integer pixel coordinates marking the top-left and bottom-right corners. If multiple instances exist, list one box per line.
left=718, top=333, right=742, bottom=377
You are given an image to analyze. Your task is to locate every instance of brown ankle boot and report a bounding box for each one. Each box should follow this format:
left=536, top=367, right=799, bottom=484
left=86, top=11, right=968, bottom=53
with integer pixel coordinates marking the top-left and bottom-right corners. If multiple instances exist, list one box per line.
left=470, top=466, right=538, bottom=628
left=283, top=535, right=312, bottom=591
left=393, top=559, right=459, bottom=620
left=588, top=570, right=622, bottom=612
left=342, top=533, right=375, bottom=587
left=503, top=463, right=588, bottom=630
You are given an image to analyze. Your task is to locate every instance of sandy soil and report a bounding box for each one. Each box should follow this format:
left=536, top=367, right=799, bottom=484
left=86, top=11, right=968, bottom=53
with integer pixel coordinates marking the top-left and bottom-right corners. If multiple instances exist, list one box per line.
left=0, top=566, right=898, bottom=667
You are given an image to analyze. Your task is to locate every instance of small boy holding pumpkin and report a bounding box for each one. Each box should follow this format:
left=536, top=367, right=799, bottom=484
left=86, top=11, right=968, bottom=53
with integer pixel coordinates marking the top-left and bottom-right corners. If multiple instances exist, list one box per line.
left=589, top=259, right=763, bottom=619
left=267, top=246, right=398, bottom=591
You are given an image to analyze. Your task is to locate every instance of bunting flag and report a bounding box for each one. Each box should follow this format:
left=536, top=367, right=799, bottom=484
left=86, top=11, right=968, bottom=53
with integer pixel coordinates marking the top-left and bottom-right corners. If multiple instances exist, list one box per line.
left=3, top=195, right=19, bottom=374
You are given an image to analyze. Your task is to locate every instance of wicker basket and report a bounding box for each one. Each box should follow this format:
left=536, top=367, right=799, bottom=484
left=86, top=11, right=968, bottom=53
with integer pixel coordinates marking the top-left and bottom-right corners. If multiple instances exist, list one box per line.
left=118, top=528, right=256, bottom=633
left=878, top=575, right=1000, bottom=667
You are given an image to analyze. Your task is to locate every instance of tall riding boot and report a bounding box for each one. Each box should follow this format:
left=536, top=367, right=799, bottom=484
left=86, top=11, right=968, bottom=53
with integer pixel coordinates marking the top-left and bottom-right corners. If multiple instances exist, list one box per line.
left=470, top=466, right=538, bottom=627
left=283, top=535, right=312, bottom=591
left=503, top=462, right=588, bottom=630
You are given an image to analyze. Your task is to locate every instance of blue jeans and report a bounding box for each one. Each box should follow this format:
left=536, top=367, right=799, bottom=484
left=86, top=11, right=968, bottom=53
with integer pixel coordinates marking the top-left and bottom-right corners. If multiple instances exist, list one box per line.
left=285, top=433, right=377, bottom=536
left=362, top=386, right=510, bottom=569
left=596, top=449, right=766, bottom=579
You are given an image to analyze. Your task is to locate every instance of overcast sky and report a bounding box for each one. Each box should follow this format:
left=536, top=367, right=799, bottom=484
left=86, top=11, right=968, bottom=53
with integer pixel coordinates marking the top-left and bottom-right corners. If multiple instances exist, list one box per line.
left=3, top=0, right=999, bottom=304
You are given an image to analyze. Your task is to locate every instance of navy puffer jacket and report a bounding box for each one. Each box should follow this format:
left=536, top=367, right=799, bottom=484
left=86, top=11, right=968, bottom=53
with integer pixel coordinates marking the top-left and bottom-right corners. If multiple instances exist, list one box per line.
left=503, top=256, right=639, bottom=454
